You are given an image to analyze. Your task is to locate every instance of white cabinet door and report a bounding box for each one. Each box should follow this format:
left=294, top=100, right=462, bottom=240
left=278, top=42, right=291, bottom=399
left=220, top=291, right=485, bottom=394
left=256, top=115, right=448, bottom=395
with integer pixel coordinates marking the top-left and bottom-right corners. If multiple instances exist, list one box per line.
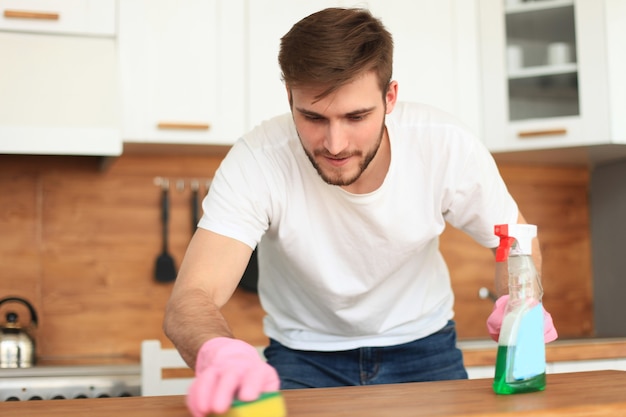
left=0, top=0, right=116, bottom=37
left=246, top=0, right=343, bottom=130
left=0, top=33, right=121, bottom=156
left=605, top=0, right=626, bottom=143
left=479, top=0, right=626, bottom=155
left=0, top=0, right=121, bottom=156
left=119, top=0, right=246, bottom=145
left=363, top=0, right=481, bottom=135
left=246, top=1, right=481, bottom=136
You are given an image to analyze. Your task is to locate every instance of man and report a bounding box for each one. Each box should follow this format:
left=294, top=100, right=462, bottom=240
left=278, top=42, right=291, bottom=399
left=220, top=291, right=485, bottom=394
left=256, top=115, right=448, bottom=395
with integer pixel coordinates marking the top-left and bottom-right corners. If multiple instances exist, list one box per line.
left=163, top=7, right=556, bottom=417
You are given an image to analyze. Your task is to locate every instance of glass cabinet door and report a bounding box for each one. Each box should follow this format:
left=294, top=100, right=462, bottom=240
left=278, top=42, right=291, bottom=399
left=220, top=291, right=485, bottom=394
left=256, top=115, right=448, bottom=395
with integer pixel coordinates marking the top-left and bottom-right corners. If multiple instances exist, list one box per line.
left=505, top=0, right=578, bottom=122
left=479, top=0, right=615, bottom=155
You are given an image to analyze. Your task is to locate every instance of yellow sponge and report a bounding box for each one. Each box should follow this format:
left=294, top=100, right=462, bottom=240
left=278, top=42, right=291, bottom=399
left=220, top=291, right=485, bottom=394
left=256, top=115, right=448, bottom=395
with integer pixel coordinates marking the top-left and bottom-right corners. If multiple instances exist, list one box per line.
left=216, top=392, right=286, bottom=417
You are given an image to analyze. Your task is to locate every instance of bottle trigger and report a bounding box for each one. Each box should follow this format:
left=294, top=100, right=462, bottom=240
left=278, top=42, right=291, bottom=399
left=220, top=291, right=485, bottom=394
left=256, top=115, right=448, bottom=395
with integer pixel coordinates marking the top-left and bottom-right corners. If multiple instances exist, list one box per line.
left=496, top=236, right=516, bottom=262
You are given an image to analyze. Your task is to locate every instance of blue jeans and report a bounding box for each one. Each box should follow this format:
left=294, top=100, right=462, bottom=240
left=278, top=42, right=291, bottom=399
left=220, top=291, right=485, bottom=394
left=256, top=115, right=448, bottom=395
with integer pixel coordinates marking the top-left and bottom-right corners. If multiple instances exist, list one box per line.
left=264, top=320, right=468, bottom=389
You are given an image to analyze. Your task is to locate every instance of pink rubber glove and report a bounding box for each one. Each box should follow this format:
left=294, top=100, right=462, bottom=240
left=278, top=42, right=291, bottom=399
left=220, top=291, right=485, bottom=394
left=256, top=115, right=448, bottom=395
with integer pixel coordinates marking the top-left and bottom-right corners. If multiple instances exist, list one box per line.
left=486, top=295, right=558, bottom=343
left=186, top=337, right=279, bottom=417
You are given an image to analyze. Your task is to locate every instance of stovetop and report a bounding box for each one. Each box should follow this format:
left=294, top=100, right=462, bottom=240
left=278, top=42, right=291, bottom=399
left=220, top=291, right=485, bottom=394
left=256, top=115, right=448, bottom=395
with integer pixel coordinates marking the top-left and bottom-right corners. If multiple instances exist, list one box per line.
left=0, top=365, right=141, bottom=401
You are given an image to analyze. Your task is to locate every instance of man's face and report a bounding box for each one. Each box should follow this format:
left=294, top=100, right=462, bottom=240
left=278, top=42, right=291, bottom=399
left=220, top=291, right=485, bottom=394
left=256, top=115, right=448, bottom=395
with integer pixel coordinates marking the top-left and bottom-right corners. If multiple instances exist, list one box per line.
left=290, top=71, right=397, bottom=190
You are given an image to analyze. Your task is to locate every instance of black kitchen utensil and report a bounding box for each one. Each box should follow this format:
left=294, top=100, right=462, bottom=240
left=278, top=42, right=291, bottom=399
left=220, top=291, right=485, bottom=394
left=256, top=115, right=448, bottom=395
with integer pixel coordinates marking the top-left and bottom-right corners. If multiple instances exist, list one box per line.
left=155, top=181, right=177, bottom=283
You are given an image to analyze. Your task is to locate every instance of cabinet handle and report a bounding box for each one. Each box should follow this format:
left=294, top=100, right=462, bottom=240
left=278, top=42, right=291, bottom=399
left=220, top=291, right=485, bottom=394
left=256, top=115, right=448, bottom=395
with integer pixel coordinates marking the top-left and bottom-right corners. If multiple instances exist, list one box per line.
left=517, top=128, right=567, bottom=138
left=4, top=10, right=60, bottom=20
left=157, top=122, right=210, bottom=131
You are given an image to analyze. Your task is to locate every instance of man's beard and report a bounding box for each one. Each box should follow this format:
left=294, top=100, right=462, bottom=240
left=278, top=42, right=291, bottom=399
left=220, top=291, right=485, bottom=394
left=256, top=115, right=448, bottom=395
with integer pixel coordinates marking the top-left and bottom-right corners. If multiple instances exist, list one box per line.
left=301, top=121, right=386, bottom=187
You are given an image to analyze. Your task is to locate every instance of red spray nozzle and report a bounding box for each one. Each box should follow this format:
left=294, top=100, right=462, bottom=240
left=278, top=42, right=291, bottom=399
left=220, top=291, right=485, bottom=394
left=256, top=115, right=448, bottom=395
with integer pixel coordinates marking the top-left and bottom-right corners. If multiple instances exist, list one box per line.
left=496, top=236, right=516, bottom=262
left=495, top=224, right=513, bottom=262
left=494, top=224, right=537, bottom=262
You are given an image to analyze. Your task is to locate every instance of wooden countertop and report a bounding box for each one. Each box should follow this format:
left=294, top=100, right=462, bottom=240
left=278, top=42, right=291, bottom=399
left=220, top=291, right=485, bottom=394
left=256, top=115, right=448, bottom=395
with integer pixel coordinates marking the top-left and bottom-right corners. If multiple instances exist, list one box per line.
left=1, top=371, right=625, bottom=417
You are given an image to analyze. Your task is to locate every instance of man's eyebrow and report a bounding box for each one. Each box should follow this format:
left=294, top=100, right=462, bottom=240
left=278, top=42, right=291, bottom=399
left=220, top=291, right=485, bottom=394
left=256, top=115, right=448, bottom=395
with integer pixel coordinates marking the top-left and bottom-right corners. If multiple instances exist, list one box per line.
left=345, top=107, right=376, bottom=116
left=295, top=106, right=376, bottom=118
left=295, top=107, right=324, bottom=118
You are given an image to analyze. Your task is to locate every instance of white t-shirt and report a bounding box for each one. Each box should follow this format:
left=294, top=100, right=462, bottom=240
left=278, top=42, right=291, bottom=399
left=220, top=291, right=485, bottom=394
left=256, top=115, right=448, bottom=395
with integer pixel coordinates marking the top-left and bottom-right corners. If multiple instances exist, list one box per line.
left=199, top=102, right=518, bottom=351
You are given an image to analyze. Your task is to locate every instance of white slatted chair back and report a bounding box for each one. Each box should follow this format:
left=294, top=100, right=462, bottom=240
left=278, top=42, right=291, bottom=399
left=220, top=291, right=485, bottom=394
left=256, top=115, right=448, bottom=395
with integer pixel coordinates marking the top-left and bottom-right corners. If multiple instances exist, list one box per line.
left=140, top=339, right=193, bottom=396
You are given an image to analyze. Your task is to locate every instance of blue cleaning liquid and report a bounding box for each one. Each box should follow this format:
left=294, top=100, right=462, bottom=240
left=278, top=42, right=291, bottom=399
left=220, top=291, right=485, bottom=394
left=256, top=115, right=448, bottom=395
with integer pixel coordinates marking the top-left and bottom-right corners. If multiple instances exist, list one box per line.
left=493, top=303, right=546, bottom=394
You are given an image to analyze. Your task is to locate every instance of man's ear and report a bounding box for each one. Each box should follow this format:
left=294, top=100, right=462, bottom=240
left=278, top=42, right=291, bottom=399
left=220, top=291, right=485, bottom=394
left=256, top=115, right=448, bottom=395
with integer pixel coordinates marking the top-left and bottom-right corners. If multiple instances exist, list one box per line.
left=385, top=80, right=399, bottom=114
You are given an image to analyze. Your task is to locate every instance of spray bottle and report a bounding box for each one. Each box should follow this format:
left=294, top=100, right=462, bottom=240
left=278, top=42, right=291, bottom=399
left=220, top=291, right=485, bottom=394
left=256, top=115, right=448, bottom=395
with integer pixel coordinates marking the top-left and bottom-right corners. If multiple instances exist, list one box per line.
left=493, top=224, right=546, bottom=394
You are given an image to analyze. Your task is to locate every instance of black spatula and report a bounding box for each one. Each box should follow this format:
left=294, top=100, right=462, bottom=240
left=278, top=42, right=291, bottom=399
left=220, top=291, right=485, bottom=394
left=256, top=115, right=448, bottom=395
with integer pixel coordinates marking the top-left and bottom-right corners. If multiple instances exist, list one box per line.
left=155, top=180, right=177, bottom=283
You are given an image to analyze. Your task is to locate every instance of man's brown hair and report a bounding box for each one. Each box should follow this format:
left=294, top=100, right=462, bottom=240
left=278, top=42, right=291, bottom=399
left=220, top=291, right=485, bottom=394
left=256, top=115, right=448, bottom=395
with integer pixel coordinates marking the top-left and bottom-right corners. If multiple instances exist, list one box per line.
left=278, top=8, right=394, bottom=102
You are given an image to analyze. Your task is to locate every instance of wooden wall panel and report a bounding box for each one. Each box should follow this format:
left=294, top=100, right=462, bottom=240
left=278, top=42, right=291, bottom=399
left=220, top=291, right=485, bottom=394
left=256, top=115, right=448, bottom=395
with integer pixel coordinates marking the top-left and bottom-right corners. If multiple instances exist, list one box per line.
left=500, top=164, right=593, bottom=338
left=444, top=164, right=593, bottom=339
left=0, top=169, right=42, bottom=338
left=0, top=154, right=592, bottom=364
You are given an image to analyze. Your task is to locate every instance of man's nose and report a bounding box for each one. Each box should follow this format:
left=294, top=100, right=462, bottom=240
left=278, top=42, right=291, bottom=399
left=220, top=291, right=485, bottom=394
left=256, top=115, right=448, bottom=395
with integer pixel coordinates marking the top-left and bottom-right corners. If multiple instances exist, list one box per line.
left=324, top=122, right=349, bottom=155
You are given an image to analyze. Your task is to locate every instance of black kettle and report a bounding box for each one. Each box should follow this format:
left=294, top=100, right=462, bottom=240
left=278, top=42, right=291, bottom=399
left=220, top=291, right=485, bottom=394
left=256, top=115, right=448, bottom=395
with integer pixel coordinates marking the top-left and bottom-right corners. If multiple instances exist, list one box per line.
left=0, top=297, right=39, bottom=368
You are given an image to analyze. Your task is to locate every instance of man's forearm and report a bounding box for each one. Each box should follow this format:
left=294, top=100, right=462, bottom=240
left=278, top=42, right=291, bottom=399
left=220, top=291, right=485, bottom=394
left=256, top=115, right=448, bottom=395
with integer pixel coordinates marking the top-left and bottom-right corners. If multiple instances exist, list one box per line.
left=494, top=260, right=508, bottom=297
left=163, top=289, right=234, bottom=369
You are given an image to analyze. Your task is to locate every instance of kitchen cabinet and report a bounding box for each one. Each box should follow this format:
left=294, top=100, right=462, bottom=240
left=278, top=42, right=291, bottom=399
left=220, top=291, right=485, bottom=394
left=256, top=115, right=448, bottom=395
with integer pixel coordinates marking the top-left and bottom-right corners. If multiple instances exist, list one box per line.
left=118, top=0, right=246, bottom=146
left=479, top=0, right=626, bottom=162
left=0, top=1, right=121, bottom=157
left=246, top=1, right=481, bottom=136
left=246, top=1, right=340, bottom=130
left=0, top=0, right=115, bottom=37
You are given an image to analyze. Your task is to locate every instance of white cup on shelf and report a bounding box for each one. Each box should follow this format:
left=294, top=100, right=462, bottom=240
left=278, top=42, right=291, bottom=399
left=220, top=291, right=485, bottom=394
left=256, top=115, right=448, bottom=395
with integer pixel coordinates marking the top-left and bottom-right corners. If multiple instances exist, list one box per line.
left=547, top=42, right=572, bottom=65
left=507, top=45, right=523, bottom=71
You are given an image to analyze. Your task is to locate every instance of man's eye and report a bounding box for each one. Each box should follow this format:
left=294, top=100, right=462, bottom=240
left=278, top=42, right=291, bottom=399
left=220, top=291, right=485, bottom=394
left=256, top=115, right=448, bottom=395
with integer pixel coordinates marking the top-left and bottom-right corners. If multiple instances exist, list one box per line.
left=348, top=114, right=365, bottom=121
left=304, top=115, right=323, bottom=122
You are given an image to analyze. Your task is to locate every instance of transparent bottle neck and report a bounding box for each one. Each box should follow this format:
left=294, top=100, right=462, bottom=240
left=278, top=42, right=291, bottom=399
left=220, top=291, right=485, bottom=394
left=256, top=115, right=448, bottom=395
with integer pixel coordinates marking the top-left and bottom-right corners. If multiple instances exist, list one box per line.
left=508, top=254, right=543, bottom=303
